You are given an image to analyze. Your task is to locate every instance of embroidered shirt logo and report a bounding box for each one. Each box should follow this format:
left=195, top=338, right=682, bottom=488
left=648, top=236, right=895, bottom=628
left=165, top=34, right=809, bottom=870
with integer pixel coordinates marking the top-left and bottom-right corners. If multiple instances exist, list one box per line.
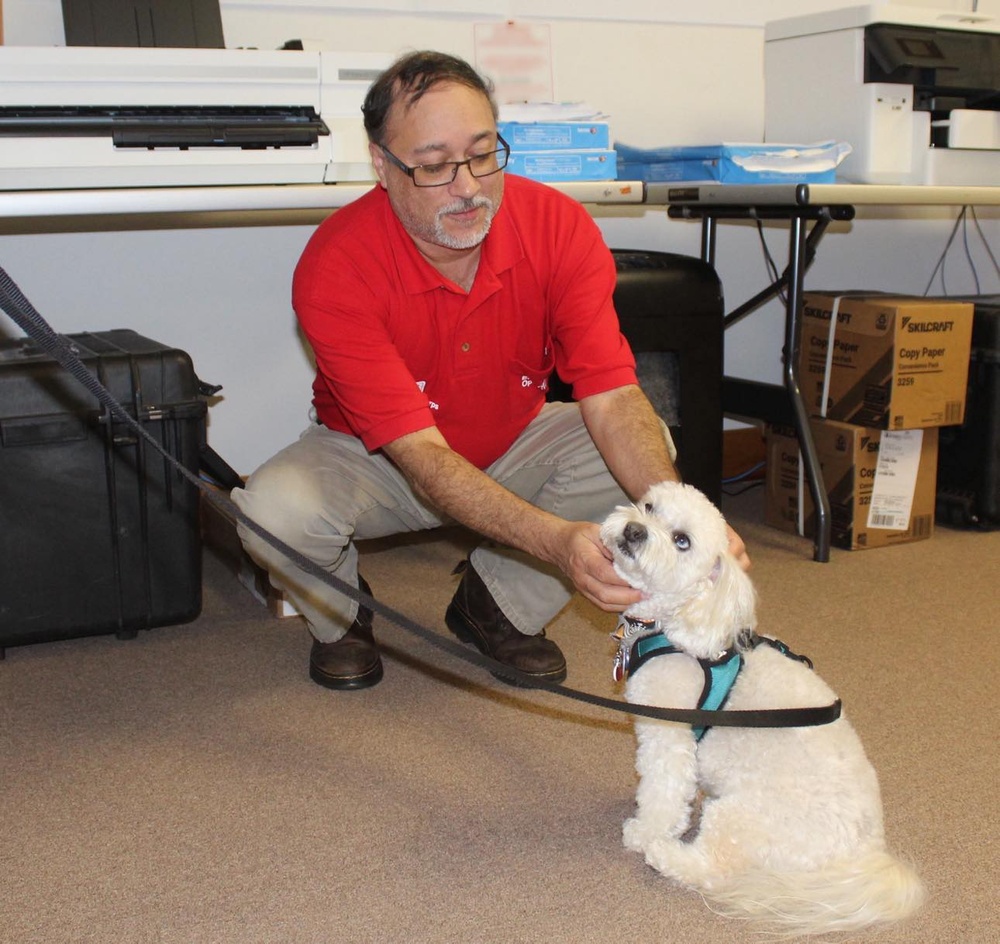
left=416, top=380, right=439, bottom=411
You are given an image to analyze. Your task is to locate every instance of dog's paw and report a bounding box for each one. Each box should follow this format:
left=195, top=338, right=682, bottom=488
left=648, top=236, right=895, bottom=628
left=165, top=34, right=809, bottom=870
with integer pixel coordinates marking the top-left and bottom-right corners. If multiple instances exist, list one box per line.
left=622, top=816, right=650, bottom=853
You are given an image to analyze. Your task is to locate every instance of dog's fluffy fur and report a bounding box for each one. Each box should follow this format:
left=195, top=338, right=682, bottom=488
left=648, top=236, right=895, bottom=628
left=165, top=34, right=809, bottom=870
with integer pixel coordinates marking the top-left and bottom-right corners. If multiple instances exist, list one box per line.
left=600, top=481, right=924, bottom=937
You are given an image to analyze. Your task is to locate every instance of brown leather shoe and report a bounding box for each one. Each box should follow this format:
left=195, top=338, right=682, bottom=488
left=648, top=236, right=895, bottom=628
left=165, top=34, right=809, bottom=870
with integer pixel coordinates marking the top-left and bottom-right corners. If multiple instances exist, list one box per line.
left=445, top=562, right=567, bottom=686
left=309, top=576, right=383, bottom=690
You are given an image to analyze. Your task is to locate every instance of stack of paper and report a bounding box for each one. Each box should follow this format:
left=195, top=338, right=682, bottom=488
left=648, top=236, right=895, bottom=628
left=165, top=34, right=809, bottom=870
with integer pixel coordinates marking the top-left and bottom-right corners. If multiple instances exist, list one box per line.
left=498, top=102, right=617, bottom=183
left=613, top=141, right=852, bottom=184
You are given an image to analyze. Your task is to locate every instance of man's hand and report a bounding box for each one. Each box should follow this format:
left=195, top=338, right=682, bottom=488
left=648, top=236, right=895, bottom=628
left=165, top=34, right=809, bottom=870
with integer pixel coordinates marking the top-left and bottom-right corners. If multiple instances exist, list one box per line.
left=551, top=521, right=642, bottom=612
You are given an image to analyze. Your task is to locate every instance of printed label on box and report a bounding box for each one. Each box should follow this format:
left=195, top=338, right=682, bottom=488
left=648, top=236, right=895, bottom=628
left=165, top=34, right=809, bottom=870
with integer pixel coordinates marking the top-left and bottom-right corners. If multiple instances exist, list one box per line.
left=868, top=429, right=923, bottom=530
left=799, top=294, right=974, bottom=430
left=498, top=121, right=610, bottom=150
left=506, top=149, right=616, bottom=181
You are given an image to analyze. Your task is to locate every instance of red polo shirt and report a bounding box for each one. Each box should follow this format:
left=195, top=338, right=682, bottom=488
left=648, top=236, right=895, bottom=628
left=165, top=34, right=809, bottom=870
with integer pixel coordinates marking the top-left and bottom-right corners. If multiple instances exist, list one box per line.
left=293, top=173, right=637, bottom=469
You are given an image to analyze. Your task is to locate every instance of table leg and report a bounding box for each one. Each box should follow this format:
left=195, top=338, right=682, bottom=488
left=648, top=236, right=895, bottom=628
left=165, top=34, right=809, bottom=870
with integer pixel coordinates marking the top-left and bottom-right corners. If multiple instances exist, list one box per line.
left=784, top=215, right=831, bottom=562
left=701, top=216, right=717, bottom=268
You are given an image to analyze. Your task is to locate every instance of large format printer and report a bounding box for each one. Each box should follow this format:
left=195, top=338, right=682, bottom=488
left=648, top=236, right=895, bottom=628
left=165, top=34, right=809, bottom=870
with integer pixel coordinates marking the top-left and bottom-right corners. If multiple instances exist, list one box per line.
left=0, top=46, right=391, bottom=190
left=764, top=4, right=1000, bottom=184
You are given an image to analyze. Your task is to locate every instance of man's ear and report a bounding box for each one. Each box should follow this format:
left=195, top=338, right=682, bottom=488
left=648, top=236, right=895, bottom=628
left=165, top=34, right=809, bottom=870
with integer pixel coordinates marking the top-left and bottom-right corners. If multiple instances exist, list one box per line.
left=369, top=142, right=388, bottom=188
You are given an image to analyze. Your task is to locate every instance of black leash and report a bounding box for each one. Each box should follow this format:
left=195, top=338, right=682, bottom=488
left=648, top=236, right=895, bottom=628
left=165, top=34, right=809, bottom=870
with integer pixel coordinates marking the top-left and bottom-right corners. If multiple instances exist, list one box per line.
left=0, top=263, right=841, bottom=731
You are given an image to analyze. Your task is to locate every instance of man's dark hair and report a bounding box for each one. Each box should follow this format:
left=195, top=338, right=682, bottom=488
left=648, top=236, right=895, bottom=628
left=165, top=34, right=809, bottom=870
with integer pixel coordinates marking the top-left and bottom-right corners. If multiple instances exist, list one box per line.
left=362, top=50, right=498, bottom=145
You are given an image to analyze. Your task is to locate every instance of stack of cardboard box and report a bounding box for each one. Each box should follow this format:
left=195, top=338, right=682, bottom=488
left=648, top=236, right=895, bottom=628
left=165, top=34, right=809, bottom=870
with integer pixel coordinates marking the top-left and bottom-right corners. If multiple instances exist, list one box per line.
left=765, top=293, right=975, bottom=550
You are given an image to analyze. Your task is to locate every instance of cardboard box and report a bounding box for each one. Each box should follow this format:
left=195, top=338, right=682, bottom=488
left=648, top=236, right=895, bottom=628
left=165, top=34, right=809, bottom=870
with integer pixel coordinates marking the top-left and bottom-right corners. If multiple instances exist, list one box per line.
left=799, top=293, right=975, bottom=430
left=765, top=419, right=938, bottom=550
left=497, top=121, right=611, bottom=151
left=506, top=149, right=617, bottom=182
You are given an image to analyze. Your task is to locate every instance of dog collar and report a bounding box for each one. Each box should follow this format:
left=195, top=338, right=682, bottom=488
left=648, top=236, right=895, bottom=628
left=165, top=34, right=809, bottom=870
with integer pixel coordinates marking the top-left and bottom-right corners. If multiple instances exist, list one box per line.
left=611, top=615, right=662, bottom=682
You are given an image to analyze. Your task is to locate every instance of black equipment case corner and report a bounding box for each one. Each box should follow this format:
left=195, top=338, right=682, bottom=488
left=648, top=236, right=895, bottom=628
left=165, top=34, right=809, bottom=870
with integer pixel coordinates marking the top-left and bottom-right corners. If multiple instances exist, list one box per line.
left=0, top=329, right=205, bottom=656
left=936, top=296, right=1000, bottom=530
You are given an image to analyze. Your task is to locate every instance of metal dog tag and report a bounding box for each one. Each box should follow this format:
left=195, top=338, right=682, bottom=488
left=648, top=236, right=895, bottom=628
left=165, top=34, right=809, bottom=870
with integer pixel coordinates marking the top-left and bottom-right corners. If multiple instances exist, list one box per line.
left=612, top=643, right=630, bottom=682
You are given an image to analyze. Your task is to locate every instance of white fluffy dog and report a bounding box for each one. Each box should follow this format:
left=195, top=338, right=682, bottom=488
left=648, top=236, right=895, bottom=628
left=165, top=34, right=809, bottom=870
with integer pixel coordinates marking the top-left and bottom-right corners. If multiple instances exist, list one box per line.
left=599, top=481, right=924, bottom=937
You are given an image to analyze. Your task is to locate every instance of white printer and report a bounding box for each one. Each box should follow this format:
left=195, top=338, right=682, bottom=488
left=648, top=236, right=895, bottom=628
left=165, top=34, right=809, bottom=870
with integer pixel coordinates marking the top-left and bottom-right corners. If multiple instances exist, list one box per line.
left=764, top=4, right=1000, bottom=185
left=0, top=46, right=390, bottom=190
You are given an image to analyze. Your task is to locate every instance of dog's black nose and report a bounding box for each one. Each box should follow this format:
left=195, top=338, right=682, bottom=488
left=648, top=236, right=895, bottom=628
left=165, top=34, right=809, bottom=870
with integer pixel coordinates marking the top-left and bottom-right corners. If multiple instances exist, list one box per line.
left=623, top=522, right=647, bottom=547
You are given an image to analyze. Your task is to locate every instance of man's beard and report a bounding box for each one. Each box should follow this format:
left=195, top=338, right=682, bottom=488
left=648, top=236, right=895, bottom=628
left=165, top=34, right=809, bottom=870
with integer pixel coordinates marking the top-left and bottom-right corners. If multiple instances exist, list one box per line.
left=405, top=195, right=496, bottom=250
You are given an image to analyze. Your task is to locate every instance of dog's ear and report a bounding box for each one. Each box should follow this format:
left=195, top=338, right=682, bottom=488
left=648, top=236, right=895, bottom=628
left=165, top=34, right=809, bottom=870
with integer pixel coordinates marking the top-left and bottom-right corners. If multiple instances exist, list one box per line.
left=675, top=551, right=757, bottom=648
left=715, top=552, right=757, bottom=634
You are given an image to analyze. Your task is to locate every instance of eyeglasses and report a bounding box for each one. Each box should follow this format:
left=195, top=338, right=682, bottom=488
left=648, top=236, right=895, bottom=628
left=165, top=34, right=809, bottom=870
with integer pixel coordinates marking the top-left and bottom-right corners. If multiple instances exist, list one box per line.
left=379, top=134, right=510, bottom=187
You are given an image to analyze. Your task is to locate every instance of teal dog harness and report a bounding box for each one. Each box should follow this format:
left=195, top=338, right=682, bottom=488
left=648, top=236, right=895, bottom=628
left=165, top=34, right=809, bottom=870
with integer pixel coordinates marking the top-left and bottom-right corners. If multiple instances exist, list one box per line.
left=612, top=615, right=815, bottom=741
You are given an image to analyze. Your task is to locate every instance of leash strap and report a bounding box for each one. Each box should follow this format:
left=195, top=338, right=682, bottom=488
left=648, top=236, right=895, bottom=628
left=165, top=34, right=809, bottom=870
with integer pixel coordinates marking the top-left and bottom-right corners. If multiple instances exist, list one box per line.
left=0, top=263, right=841, bottom=730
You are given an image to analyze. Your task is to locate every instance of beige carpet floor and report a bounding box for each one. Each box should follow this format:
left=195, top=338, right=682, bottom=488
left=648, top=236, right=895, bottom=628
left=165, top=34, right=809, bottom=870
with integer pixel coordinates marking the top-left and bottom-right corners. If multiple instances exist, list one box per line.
left=2, top=486, right=998, bottom=944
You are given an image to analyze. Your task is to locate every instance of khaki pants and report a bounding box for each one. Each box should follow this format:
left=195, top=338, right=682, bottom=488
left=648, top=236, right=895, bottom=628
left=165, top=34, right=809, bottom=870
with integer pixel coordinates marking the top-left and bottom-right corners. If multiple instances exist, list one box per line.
left=232, top=401, right=666, bottom=643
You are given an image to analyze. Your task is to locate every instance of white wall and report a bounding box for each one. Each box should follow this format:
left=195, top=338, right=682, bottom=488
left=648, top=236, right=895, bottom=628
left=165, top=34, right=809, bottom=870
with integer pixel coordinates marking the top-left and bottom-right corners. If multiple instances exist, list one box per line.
left=5, top=0, right=995, bottom=46
left=1, top=1, right=998, bottom=473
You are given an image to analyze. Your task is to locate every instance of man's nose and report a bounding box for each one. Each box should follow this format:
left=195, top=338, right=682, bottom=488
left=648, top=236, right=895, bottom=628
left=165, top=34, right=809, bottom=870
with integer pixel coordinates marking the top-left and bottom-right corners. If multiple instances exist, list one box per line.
left=449, top=161, right=481, bottom=196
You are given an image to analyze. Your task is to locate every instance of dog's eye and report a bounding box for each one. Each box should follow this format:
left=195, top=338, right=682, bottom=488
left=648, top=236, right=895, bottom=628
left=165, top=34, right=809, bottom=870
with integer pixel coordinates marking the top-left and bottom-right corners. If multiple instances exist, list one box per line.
left=673, top=531, right=691, bottom=551
left=644, top=502, right=654, bottom=513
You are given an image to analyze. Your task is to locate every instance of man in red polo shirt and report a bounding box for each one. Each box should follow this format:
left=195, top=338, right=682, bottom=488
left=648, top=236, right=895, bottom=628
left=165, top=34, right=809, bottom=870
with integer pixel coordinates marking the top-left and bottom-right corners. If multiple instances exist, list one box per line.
left=234, top=50, right=747, bottom=690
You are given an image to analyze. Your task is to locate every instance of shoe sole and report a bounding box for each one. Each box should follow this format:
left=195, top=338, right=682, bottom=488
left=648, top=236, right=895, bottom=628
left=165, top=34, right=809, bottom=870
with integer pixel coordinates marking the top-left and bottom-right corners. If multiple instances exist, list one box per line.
left=444, top=604, right=567, bottom=687
left=309, top=658, right=384, bottom=691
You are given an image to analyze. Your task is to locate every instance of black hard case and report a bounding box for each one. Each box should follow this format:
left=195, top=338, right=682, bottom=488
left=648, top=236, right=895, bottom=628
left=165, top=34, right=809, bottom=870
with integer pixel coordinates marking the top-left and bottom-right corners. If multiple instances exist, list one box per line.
left=0, top=329, right=205, bottom=653
left=936, top=296, right=1000, bottom=529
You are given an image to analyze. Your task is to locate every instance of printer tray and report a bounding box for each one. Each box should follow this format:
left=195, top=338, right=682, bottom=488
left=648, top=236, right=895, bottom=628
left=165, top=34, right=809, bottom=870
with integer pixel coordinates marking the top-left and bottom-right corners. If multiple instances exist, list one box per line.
left=0, top=330, right=205, bottom=654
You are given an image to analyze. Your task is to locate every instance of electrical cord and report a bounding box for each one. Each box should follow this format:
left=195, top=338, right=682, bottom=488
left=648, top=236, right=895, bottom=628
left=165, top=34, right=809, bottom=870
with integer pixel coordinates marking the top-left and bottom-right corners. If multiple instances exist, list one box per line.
left=970, top=206, right=1000, bottom=280
left=961, top=208, right=981, bottom=295
left=756, top=219, right=786, bottom=307
left=923, top=206, right=965, bottom=296
left=923, top=205, right=1000, bottom=297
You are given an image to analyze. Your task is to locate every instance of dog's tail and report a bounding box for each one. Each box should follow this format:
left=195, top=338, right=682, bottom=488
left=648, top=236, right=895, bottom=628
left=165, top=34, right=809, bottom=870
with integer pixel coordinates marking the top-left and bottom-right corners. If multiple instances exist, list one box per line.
left=703, top=850, right=925, bottom=938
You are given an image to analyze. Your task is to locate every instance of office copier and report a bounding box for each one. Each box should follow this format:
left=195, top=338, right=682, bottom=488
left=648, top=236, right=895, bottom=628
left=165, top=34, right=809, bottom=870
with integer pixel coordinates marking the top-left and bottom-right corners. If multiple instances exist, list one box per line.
left=765, top=4, right=1000, bottom=184
left=0, top=46, right=391, bottom=190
